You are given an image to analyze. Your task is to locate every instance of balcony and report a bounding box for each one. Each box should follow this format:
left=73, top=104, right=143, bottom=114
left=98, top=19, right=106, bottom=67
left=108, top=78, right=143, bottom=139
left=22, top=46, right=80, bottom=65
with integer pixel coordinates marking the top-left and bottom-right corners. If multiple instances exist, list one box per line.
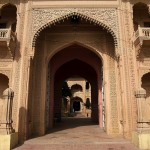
left=135, top=27, right=150, bottom=45
left=134, top=27, right=150, bottom=57
left=0, top=28, right=16, bottom=58
left=0, top=29, right=11, bottom=41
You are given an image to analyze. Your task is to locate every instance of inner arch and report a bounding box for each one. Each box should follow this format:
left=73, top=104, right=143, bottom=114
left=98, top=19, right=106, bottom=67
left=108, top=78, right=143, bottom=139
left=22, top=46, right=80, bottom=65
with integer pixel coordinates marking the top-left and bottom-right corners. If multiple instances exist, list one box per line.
left=54, top=59, right=99, bottom=123
left=49, top=43, right=103, bottom=128
left=50, top=44, right=103, bottom=75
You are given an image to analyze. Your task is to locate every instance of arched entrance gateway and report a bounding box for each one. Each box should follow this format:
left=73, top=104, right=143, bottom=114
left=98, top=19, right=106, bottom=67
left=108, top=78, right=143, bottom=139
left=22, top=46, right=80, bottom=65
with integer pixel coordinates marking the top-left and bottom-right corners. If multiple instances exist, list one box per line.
left=1, top=1, right=150, bottom=149
left=51, top=45, right=101, bottom=124
left=27, top=14, right=119, bottom=139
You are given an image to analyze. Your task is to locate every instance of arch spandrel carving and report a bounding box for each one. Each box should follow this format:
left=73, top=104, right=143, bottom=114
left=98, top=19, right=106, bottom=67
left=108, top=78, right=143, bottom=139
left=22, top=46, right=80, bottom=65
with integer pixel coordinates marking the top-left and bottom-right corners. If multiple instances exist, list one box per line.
left=31, top=8, right=119, bottom=51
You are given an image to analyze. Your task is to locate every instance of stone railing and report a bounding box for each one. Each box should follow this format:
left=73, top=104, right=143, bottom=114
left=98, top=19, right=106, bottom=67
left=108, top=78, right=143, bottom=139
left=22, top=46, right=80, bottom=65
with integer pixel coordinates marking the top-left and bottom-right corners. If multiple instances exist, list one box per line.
left=135, top=27, right=150, bottom=41
left=0, top=29, right=11, bottom=41
left=140, top=27, right=150, bottom=38
left=0, top=28, right=16, bottom=58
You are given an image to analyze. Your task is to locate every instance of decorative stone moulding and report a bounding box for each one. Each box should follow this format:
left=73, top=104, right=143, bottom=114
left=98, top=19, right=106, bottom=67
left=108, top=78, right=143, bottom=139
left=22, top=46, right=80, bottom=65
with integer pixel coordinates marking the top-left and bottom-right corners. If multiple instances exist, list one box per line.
left=31, top=8, right=119, bottom=55
left=135, top=88, right=146, bottom=99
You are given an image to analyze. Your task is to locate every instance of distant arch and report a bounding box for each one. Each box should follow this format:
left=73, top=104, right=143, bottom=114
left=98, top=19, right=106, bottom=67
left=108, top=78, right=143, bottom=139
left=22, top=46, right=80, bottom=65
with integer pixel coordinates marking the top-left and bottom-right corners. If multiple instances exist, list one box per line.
left=71, top=84, right=83, bottom=92
left=71, top=96, right=83, bottom=103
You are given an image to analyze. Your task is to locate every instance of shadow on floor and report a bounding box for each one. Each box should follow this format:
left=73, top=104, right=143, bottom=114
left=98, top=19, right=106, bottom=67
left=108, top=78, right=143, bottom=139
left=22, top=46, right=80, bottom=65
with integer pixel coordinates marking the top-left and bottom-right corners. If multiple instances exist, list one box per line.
left=48, top=116, right=98, bottom=134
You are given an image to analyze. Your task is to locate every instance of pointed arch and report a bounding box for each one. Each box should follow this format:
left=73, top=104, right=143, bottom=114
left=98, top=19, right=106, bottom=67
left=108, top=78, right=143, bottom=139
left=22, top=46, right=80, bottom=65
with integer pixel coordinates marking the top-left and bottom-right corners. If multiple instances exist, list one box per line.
left=71, top=96, right=83, bottom=102
left=132, top=1, right=150, bottom=15
left=71, top=84, right=83, bottom=92
left=133, top=2, right=149, bottom=10
left=47, top=41, right=104, bottom=65
left=0, top=3, right=17, bottom=30
left=0, top=3, right=16, bottom=9
left=32, top=12, right=118, bottom=48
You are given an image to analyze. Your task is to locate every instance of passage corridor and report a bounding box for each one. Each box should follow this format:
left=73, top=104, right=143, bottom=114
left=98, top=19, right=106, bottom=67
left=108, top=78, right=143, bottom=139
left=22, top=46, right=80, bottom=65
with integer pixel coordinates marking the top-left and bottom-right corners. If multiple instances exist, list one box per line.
left=14, top=113, right=140, bottom=150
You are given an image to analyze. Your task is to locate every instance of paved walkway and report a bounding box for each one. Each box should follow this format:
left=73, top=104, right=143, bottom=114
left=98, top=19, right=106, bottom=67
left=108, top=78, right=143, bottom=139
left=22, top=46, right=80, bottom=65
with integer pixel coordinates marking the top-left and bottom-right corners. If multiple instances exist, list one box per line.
left=14, top=113, right=140, bottom=150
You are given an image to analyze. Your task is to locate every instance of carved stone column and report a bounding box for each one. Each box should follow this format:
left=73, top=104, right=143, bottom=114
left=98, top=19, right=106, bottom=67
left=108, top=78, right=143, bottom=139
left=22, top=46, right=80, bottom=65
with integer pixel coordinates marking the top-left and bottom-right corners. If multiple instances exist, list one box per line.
left=0, top=88, right=14, bottom=134
left=135, top=88, right=150, bottom=130
left=132, top=88, right=150, bottom=150
left=0, top=90, right=18, bottom=150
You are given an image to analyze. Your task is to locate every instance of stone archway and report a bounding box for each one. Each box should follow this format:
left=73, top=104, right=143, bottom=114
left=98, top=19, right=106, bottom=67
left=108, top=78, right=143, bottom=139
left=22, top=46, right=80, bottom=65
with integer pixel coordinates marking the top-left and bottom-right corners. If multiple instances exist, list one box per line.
left=48, top=44, right=102, bottom=129
left=26, top=12, right=119, bottom=139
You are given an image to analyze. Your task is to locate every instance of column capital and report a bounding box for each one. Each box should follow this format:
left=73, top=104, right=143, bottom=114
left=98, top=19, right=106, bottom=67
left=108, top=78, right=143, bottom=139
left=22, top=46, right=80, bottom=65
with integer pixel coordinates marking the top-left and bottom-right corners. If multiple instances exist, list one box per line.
left=135, top=88, right=146, bottom=98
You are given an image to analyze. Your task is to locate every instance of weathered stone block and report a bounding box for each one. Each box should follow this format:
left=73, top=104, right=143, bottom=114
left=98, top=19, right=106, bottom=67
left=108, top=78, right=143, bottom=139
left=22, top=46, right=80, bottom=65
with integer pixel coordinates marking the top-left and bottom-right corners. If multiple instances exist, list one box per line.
left=132, top=131, right=150, bottom=150
left=0, top=133, right=18, bottom=150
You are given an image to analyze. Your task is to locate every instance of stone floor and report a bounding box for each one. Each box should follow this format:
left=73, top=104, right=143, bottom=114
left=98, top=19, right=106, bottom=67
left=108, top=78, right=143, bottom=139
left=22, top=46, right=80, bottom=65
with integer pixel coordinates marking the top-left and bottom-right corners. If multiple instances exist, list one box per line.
left=14, top=113, right=140, bottom=150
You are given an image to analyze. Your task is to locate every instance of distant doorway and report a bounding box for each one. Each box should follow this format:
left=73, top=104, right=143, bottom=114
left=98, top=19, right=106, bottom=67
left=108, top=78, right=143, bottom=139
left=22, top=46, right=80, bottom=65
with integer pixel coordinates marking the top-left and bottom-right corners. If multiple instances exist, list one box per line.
left=73, top=101, right=80, bottom=111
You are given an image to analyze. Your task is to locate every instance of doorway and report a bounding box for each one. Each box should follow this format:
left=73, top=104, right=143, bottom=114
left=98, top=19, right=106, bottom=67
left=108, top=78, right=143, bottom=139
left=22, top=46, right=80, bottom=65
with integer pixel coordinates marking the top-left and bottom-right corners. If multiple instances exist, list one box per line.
left=27, top=13, right=118, bottom=138
left=48, top=44, right=103, bottom=130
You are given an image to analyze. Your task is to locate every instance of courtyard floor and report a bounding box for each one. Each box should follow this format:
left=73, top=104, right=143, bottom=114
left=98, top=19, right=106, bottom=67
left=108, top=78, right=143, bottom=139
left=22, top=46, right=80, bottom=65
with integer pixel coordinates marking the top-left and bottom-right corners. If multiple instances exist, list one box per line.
left=14, top=113, right=140, bottom=150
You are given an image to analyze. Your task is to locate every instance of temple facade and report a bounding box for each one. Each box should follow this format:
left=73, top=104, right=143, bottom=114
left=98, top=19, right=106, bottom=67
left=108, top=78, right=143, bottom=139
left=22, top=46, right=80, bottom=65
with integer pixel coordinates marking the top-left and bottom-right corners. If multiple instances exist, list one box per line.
left=0, top=0, right=150, bottom=149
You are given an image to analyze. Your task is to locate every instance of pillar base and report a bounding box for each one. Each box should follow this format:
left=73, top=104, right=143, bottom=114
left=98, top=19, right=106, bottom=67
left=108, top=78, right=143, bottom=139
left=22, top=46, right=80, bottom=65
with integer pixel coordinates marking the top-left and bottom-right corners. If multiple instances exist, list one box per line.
left=132, top=130, right=150, bottom=150
left=0, top=132, right=18, bottom=150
